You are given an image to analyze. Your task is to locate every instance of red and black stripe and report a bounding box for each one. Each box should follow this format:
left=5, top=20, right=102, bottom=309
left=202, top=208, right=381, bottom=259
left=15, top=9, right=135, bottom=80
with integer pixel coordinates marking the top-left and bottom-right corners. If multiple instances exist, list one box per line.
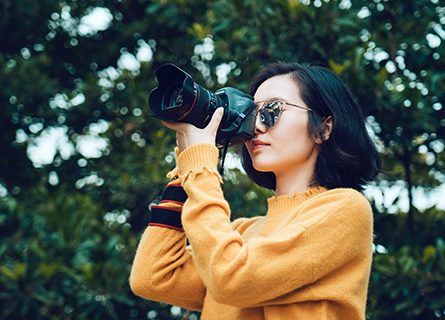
left=149, top=206, right=183, bottom=231
left=149, top=183, right=188, bottom=231
left=159, top=184, right=188, bottom=205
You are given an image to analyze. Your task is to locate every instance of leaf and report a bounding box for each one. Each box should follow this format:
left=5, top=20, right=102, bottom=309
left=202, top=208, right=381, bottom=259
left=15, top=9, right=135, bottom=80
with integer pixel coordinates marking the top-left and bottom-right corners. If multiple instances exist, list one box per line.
left=423, top=245, right=436, bottom=262
left=376, top=67, right=389, bottom=88
left=111, top=293, right=136, bottom=307
left=328, top=59, right=352, bottom=77
left=437, top=237, right=445, bottom=251
left=287, top=0, right=301, bottom=17
left=33, top=289, right=63, bottom=305
left=186, top=22, right=211, bottom=40
left=394, top=297, right=416, bottom=312
left=0, top=263, right=26, bottom=281
left=38, top=262, right=60, bottom=279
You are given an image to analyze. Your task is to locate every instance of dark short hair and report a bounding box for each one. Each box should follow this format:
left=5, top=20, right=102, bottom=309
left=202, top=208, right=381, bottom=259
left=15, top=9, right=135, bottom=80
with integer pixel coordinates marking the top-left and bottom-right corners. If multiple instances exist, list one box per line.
left=241, top=62, right=381, bottom=192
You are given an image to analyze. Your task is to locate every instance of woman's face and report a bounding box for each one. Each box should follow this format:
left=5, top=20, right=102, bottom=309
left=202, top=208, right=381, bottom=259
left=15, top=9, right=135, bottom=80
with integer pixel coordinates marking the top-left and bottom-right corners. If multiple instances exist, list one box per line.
left=245, top=74, right=320, bottom=179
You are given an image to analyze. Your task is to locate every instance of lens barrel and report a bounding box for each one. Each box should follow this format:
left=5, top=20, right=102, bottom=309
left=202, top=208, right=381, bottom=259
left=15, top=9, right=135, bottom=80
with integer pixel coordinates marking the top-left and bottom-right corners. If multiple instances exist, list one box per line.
left=149, top=64, right=222, bottom=128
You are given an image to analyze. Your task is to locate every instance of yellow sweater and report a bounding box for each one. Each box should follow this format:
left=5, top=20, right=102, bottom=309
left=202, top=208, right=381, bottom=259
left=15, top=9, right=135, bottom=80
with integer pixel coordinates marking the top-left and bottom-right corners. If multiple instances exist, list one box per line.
left=130, top=144, right=373, bottom=319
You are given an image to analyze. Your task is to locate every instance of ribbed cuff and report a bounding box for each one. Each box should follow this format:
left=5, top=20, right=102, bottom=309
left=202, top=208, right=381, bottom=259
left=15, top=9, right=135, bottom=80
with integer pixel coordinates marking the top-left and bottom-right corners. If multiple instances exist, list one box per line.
left=177, top=144, right=220, bottom=176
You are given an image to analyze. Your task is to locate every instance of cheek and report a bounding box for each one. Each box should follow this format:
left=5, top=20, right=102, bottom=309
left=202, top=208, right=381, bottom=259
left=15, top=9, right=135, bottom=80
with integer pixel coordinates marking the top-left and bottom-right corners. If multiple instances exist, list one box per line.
left=273, top=121, right=305, bottom=143
left=271, top=120, right=314, bottom=154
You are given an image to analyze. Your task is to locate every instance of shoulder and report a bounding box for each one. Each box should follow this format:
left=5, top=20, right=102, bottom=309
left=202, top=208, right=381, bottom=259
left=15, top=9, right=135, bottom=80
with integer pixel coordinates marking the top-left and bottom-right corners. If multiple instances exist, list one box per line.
left=305, top=188, right=371, bottom=211
left=299, top=188, right=373, bottom=230
left=326, top=188, right=370, bottom=205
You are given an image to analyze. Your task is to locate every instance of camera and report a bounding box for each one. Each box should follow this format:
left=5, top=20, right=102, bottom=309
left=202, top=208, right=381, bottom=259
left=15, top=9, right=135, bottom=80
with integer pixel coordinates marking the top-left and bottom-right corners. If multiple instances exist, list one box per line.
left=148, top=64, right=257, bottom=148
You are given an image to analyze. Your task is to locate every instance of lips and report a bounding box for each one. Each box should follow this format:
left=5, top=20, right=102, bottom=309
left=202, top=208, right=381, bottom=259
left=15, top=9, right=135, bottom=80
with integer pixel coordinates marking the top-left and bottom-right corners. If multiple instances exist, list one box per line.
left=251, top=139, right=270, bottom=151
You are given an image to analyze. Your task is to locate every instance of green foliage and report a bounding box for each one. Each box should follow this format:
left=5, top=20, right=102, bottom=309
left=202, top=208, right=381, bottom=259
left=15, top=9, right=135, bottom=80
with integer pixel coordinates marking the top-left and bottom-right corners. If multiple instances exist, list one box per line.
left=1, top=0, right=445, bottom=319
left=0, top=185, right=171, bottom=320
left=369, top=237, right=445, bottom=320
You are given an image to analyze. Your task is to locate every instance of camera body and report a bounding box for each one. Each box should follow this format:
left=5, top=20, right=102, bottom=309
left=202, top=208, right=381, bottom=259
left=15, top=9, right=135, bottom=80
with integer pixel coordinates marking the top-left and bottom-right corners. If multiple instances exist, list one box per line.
left=148, top=64, right=257, bottom=148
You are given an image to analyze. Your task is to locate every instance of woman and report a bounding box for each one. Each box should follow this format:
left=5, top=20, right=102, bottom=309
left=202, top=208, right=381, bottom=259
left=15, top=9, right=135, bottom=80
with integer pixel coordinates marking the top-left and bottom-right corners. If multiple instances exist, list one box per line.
left=130, top=62, right=381, bottom=319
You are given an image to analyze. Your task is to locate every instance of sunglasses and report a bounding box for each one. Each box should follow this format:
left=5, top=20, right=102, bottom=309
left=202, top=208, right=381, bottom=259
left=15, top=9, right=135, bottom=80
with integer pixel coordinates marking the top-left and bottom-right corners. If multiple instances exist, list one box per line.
left=256, top=100, right=314, bottom=128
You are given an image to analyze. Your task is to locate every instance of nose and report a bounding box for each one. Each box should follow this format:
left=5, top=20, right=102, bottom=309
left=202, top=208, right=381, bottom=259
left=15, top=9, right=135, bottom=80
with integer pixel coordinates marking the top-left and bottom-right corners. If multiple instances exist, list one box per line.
left=254, top=111, right=267, bottom=135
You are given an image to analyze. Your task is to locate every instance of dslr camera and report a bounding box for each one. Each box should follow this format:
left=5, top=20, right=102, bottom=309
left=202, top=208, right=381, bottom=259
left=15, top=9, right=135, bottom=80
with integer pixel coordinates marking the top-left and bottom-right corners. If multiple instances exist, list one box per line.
left=148, top=64, right=257, bottom=148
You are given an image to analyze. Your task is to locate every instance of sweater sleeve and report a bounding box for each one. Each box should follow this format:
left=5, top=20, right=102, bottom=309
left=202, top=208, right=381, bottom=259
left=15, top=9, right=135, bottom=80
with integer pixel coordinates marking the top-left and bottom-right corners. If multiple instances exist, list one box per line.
left=177, top=143, right=373, bottom=308
left=129, top=180, right=206, bottom=311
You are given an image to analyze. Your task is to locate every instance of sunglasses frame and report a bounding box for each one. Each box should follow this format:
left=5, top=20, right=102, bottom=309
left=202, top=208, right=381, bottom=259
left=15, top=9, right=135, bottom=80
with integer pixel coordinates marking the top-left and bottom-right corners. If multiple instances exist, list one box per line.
left=255, top=100, right=314, bottom=128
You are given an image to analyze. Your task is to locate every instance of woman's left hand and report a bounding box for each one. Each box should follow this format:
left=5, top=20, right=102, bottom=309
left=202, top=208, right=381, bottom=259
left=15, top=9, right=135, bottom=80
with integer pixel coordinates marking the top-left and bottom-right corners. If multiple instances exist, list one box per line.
left=162, top=107, right=224, bottom=152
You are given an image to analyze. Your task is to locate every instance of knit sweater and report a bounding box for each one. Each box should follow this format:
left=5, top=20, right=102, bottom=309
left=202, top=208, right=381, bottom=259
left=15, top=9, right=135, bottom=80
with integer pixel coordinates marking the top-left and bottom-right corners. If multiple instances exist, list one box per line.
left=130, top=143, right=374, bottom=319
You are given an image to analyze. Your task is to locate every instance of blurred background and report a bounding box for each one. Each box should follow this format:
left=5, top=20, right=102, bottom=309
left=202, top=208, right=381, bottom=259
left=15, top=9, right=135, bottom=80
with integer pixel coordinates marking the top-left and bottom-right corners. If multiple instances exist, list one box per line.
left=1, top=0, right=445, bottom=319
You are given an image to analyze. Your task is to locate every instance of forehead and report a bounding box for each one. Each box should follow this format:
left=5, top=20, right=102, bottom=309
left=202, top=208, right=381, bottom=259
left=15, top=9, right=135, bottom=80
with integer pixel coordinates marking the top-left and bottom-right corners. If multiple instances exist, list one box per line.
left=254, top=74, right=302, bottom=102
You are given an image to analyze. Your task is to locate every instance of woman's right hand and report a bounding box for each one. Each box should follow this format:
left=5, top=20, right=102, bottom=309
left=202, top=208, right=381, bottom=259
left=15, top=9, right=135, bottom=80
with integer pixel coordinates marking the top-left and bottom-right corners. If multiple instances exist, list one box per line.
left=162, top=107, right=224, bottom=152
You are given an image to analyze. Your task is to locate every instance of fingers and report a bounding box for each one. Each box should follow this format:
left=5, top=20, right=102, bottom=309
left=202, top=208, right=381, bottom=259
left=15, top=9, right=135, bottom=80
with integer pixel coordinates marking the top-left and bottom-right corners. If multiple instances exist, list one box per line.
left=162, top=108, right=224, bottom=133
left=206, top=108, right=224, bottom=134
left=161, top=108, right=224, bottom=151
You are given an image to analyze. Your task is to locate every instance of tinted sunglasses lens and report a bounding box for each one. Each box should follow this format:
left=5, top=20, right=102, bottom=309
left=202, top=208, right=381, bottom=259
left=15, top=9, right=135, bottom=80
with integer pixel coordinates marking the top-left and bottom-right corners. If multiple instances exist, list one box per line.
left=260, top=102, right=281, bottom=127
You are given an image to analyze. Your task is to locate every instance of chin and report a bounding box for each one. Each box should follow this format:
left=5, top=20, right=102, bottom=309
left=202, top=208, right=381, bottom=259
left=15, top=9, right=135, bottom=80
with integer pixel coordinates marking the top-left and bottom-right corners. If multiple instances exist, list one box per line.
left=252, top=161, right=275, bottom=173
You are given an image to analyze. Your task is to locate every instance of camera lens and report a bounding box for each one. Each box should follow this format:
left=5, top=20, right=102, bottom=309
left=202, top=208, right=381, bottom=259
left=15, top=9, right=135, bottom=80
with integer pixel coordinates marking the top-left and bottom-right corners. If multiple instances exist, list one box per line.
left=167, top=84, right=184, bottom=109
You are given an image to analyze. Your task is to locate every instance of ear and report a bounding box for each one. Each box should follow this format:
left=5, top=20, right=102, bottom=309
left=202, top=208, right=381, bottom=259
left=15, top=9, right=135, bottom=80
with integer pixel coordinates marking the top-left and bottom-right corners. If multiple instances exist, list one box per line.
left=321, top=116, right=333, bottom=141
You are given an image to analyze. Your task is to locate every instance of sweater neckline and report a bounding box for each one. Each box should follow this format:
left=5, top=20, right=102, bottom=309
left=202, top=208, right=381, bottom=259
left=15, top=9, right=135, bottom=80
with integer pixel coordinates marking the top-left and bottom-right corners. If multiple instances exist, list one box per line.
left=267, top=186, right=328, bottom=217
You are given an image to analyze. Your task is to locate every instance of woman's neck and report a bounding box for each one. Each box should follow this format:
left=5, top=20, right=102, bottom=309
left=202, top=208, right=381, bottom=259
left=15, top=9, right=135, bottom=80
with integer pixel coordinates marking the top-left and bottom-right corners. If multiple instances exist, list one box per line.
left=274, top=160, right=317, bottom=197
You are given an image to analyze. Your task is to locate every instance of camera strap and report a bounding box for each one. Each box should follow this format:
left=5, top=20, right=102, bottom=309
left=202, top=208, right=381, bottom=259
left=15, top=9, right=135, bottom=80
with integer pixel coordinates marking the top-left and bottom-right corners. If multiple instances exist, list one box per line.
left=219, top=137, right=231, bottom=176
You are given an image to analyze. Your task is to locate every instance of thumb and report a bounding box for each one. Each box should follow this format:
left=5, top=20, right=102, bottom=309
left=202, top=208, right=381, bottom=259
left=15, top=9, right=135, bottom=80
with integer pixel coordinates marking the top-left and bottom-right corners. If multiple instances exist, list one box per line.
left=205, top=107, right=224, bottom=134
